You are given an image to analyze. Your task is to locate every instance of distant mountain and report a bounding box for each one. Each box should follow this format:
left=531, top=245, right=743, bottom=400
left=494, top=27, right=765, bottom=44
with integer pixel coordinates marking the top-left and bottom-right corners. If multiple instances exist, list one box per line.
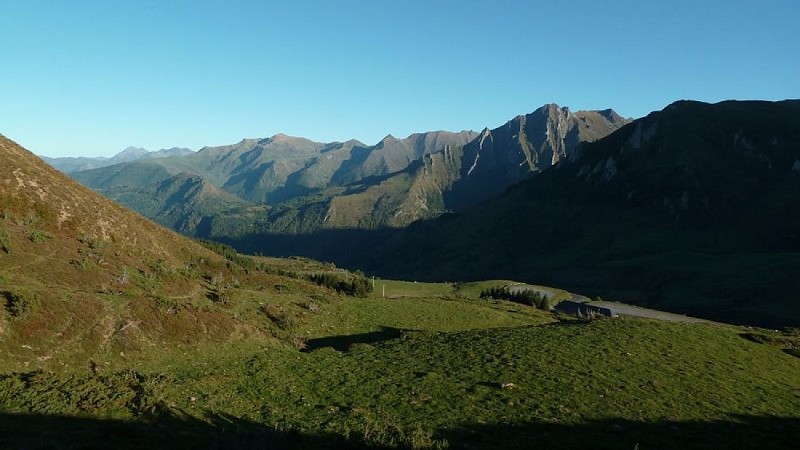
left=195, top=105, right=628, bottom=236
left=41, top=146, right=194, bottom=173
left=66, top=105, right=626, bottom=241
left=106, top=171, right=249, bottom=235
left=70, top=130, right=478, bottom=232
left=350, top=100, right=800, bottom=327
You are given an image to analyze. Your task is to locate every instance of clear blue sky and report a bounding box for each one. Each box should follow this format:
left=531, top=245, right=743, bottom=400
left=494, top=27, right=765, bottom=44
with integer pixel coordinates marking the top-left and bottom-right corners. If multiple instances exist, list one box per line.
left=1, top=0, right=797, bottom=157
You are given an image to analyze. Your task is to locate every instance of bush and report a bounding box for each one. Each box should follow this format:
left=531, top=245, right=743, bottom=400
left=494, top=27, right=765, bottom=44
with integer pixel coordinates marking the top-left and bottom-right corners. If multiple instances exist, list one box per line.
left=4, top=289, right=38, bottom=319
left=77, top=233, right=105, bottom=250
left=207, top=288, right=230, bottom=305
left=0, top=230, right=10, bottom=254
left=298, top=301, right=321, bottom=313
left=289, top=334, right=308, bottom=350
left=71, top=258, right=93, bottom=271
left=28, top=229, right=52, bottom=243
left=260, top=304, right=295, bottom=330
left=153, top=296, right=181, bottom=314
left=133, top=269, right=161, bottom=295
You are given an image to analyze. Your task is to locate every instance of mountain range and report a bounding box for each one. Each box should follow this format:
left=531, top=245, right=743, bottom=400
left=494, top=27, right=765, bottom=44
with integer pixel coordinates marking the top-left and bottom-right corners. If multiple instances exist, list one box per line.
left=41, top=146, right=195, bottom=173
left=4, top=129, right=799, bottom=449
left=358, top=100, right=800, bottom=327
left=69, top=105, right=627, bottom=235
left=44, top=99, right=800, bottom=327
left=188, top=100, right=800, bottom=327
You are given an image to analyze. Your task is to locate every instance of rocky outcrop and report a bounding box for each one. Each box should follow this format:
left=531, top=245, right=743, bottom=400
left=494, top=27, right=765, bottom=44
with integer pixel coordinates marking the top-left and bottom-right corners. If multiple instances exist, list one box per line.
left=444, top=104, right=629, bottom=212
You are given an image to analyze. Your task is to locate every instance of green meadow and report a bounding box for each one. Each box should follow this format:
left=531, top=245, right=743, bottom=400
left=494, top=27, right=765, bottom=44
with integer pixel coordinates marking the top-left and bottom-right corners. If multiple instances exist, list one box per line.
left=1, top=279, right=798, bottom=449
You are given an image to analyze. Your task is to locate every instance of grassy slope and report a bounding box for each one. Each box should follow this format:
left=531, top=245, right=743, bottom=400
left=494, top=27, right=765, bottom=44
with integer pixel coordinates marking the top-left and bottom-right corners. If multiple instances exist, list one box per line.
left=0, top=135, right=338, bottom=371
left=3, top=132, right=799, bottom=448
left=1, top=279, right=798, bottom=449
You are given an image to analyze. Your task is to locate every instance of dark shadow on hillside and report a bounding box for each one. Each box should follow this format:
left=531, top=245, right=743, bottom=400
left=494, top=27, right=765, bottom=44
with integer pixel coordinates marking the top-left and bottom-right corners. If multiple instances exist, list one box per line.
left=1, top=411, right=797, bottom=449
left=0, top=409, right=370, bottom=450
left=303, top=326, right=407, bottom=352
left=212, top=228, right=393, bottom=269
left=436, top=415, right=800, bottom=450
left=213, top=227, right=800, bottom=329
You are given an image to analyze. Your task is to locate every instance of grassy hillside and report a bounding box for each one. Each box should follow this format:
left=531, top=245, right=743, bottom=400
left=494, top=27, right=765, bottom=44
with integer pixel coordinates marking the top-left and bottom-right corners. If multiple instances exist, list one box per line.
left=0, top=134, right=336, bottom=369
left=4, top=108, right=800, bottom=449
left=101, top=171, right=249, bottom=234
left=1, top=277, right=798, bottom=449
left=0, top=140, right=797, bottom=448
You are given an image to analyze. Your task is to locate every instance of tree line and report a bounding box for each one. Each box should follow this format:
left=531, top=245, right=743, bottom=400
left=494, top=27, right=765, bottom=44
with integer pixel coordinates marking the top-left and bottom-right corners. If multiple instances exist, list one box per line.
left=307, top=271, right=373, bottom=298
left=196, top=239, right=297, bottom=278
left=480, top=286, right=550, bottom=310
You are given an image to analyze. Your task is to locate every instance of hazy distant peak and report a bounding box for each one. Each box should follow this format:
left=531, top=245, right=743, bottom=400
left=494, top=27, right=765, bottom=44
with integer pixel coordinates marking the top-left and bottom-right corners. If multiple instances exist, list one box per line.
left=156, top=146, right=194, bottom=154
left=343, top=138, right=367, bottom=146
left=116, top=146, right=149, bottom=157
left=262, top=133, right=316, bottom=145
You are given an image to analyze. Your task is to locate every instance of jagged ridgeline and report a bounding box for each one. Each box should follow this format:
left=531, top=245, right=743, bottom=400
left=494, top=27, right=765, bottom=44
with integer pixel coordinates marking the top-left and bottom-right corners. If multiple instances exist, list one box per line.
left=364, top=100, right=800, bottom=327
left=69, top=105, right=627, bottom=239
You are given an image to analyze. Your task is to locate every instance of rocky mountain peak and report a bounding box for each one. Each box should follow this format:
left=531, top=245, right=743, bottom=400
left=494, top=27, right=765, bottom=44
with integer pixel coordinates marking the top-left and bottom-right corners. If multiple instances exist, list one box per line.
left=537, top=103, right=571, bottom=117
left=598, top=108, right=625, bottom=123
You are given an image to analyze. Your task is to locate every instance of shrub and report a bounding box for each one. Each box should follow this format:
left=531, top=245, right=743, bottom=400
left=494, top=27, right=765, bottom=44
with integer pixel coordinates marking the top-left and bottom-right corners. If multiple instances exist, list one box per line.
left=260, top=304, right=295, bottom=330
left=28, top=229, right=52, bottom=243
left=298, top=301, right=321, bottom=313
left=71, top=258, right=93, bottom=271
left=178, top=261, right=200, bottom=279
left=4, top=289, right=38, bottom=319
left=0, top=230, right=10, bottom=254
left=134, top=269, right=162, bottom=295
left=289, top=334, right=308, bottom=350
left=77, top=233, right=104, bottom=250
left=207, top=288, right=230, bottom=305
left=116, top=266, right=130, bottom=285
left=153, top=296, right=181, bottom=314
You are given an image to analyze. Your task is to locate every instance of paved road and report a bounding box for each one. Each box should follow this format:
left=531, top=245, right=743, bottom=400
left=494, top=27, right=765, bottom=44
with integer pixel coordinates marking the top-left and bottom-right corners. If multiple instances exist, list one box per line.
left=507, top=284, right=711, bottom=324
left=582, top=300, right=711, bottom=323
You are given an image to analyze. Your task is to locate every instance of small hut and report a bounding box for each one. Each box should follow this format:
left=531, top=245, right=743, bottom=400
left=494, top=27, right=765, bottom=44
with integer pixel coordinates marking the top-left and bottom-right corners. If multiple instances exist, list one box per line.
left=555, top=300, right=616, bottom=318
